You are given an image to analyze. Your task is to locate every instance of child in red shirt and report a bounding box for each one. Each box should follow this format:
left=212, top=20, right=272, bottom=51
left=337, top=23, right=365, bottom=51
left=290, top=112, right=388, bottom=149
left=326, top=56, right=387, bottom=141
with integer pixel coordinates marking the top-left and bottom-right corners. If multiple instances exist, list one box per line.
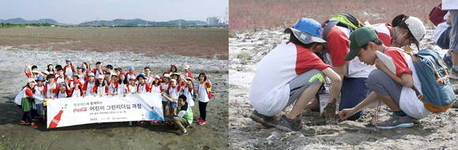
left=137, top=74, right=151, bottom=94
left=83, top=73, right=98, bottom=96
left=44, top=74, right=59, bottom=98
left=63, top=59, right=75, bottom=78
left=67, top=75, right=83, bottom=97
left=183, top=65, right=193, bottom=78
left=21, top=79, right=38, bottom=127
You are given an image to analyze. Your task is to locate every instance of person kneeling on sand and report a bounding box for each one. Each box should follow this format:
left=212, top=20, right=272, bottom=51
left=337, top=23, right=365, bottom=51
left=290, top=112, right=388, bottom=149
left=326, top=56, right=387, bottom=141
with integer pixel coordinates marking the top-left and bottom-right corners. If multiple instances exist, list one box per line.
left=248, top=18, right=343, bottom=131
left=339, top=27, right=430, bottom=129
left=173, top=95, right=193, bottom=135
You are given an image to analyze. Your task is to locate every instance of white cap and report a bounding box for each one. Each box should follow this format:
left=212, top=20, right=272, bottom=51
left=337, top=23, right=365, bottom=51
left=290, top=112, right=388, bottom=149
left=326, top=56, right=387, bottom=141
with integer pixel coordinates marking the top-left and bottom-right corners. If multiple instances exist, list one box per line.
left=404, top=16, right=426, bottom=44
left=164, top=73, right=171, bottom=78
left=184, top=65, right=190, bottom=70
left=27, top=78, right=36, bottom=83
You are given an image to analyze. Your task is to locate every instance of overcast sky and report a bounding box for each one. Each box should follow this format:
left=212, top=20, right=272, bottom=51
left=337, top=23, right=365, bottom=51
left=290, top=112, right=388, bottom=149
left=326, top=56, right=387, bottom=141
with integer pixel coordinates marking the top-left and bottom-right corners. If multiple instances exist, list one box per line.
left=0, top=0, right=228, bottom=24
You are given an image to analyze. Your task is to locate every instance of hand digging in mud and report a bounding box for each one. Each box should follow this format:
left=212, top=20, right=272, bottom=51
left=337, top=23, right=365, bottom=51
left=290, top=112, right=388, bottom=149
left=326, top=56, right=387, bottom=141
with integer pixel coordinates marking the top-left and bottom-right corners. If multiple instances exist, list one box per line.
left=323, top=100, right=337, bottom=124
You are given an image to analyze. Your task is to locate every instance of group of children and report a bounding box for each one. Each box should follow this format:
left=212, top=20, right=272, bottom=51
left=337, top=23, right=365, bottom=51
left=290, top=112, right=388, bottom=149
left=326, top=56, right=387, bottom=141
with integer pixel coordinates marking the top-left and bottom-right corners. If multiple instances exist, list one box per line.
left=249, top=6, right=457, bottom=131
left=15, top=59, right=213, bottom=134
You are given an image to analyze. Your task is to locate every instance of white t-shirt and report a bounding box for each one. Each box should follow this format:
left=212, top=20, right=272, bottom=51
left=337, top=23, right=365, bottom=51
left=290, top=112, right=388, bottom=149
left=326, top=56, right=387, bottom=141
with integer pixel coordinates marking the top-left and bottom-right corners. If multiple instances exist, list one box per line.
left=46, top=82, right=57, bottom=98
left=72, top=88, right=81, bottom=98
left=183, top=86, right=195, bottom=107
left=336, top=26, right=375, bottom=78
left=65, top=66, right=73, bottom=77
left=197, top=83, right=209, bottom=103
left=168, top=86, right=179, bottom=101
left=78, top=74, right=85, bottom=85
left=117, top=83, right=126, bottom=96
left=34, top=85, right=45, bottom=104
left=108, top=83, right=117, bottom=95
left=249, top=42, right=330, bottom=116
left=85, top=81, right=96, bottom=96
left=97, top=86, right=106, bottom=96
left=161, top=84, right=169, bottom=102
left=145, top=75, right=154, bottom=84
left=57, top=91, right=67, bottom=98
left=151, top=85, right=161, bottom=94
left=56, top=76, right=65, bottom=84
left=137, top=83, right=148, bottom=94
left=398, top=53, right=430, bottom=119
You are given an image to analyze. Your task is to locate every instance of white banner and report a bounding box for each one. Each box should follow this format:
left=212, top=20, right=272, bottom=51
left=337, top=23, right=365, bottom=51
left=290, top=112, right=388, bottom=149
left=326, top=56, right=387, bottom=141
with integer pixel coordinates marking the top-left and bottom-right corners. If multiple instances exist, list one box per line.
left=46, top=93, right=164, bottom=128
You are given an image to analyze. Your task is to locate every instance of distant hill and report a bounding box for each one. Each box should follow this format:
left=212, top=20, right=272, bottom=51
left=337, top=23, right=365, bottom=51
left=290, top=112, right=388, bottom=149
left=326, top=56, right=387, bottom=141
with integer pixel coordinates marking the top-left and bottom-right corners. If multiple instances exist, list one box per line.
left=0, top=18, right=227, bottom=27
left=79, top=18, right=210, bottom=27
left=0, top=18, right=60, bottom=25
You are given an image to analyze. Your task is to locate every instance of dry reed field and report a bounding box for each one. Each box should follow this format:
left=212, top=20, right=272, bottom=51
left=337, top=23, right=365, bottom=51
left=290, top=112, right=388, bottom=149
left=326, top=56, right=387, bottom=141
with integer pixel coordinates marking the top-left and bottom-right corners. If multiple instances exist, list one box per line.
left=0, top=27, right=228, bottom=59
left=230, top=0, right=437, bottom=31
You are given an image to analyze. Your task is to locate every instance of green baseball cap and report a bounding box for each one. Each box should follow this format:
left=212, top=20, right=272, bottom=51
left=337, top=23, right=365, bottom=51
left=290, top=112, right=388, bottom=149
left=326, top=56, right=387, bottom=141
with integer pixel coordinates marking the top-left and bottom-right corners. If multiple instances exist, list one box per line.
left=344, top=27, right=379, bottom=61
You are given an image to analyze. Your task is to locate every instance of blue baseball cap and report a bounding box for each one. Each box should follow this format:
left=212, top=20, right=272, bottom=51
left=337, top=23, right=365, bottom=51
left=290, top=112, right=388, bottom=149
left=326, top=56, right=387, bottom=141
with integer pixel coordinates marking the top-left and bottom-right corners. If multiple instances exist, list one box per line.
left=285, top=18, right=326, bottom=44
left=36, top=76, right=45, bottom=81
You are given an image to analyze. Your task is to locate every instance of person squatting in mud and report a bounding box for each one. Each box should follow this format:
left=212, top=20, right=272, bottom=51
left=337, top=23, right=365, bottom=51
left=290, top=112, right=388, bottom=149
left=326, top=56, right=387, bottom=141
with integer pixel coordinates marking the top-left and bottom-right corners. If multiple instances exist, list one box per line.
left=249, top=13, right=456, bottom=131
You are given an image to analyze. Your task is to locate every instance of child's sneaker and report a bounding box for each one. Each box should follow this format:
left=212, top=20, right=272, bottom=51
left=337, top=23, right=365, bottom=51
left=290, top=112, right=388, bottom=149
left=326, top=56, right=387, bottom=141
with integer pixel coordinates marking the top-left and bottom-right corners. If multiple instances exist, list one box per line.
left=178, top=129, right=188, bottom=136
left=375, top=114, right=415, bottom=130
left=197, top=121, right=207, bottom=126
left=150, top=120, right=159, bottom=125
left=250, top=110, right=275, bottom=128
left=195, top=117, right=202, bottom=122
left=272, top=115, right=302, bottom=132
left=19, top=120, right=30, bottom=125
left=31, top=123, right=39, bottom=128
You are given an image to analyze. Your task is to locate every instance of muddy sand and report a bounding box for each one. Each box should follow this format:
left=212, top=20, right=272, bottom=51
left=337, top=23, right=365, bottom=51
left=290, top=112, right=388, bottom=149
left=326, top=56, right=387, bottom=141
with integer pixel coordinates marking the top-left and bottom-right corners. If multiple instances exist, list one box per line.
left=229, top=28, right=458, bottom=150
left=0, top=27, right=228, bottom=59
left=0, top=46, right=228, bottom=150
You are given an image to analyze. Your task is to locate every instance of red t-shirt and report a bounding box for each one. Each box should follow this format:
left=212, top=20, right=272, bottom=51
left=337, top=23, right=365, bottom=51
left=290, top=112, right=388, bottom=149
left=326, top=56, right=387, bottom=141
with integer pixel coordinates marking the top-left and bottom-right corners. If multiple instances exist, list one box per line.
left=326, top=26, right=350, bottom=66
left=373, top=23, right=393, bottom=47
left=384, top=48, right=412, bottom=77
left=25, top=72, right=32, bottom=78
left=25, top=87, right=34, bottom=97
left=295, top=44, right=330, bottom=74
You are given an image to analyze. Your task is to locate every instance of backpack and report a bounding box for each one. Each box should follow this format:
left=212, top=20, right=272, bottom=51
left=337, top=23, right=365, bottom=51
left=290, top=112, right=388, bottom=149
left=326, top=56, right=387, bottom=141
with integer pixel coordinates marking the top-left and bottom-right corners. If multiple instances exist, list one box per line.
left=21, top=97, right=32, bottom=112
left=322, top=19, right=356, bottom=41
left=413, top=49, right=456, bottom=113
left=14, top=88, right=25, bottom=105
left=203, top=81, right=214, bottom=99
left=205, top=85, right=214, bottom=99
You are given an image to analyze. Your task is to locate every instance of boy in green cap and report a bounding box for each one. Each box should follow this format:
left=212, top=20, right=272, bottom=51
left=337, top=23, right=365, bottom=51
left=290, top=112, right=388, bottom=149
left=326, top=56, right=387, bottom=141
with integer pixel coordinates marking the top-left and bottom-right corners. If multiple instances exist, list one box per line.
left=338, top=27, right=430, bottom=129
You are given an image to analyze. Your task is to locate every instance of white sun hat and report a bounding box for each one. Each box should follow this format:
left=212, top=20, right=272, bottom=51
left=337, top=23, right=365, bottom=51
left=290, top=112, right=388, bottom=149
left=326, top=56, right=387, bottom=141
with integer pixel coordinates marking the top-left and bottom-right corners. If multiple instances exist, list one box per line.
left=404, top=16, right=426, bottom=44
left=27, top=78, right=36, bottom=83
